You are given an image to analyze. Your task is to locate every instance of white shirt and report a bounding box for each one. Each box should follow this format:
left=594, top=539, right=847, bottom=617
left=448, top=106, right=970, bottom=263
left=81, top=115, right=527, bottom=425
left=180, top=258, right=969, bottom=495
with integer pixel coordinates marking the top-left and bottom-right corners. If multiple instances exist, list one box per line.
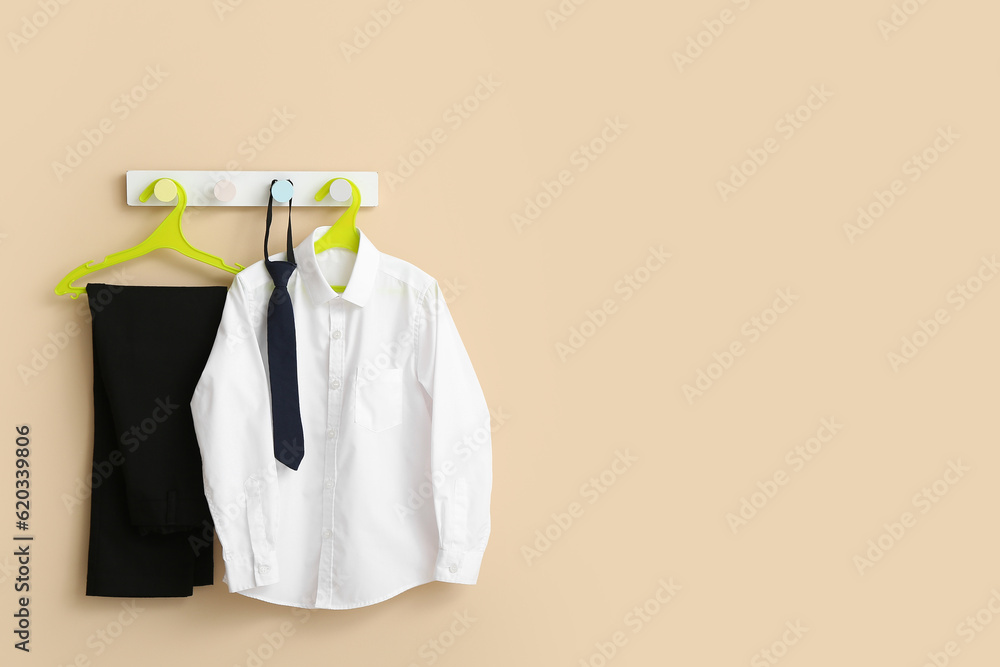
left=190, top=226, right=492, bottom=609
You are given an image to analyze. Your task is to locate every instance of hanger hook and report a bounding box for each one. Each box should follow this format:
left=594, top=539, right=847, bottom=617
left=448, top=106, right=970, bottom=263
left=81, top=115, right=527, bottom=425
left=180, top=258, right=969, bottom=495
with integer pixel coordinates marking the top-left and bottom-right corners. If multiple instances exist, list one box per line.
left=315, top=178, right=360, bottom=209
left=54, top=177, right=242, bottom=299
left=139, top=178, right=187, bottom=210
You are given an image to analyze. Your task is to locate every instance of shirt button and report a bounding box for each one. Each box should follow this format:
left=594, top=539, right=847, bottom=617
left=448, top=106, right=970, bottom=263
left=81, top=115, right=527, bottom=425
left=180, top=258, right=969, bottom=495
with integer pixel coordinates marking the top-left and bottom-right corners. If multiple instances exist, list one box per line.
left=448, top=564, right=458, bottom=574
left=323, top=529, right=333, bottom=538
left=327, top=428, right=337, bottom=439
left=332, top=330, right=342, bottom=340
left=330, top=378, right=341, bottom=390
left=324, top=478, right=333, bottom=489
left=258, top=565, right=270, bottom=574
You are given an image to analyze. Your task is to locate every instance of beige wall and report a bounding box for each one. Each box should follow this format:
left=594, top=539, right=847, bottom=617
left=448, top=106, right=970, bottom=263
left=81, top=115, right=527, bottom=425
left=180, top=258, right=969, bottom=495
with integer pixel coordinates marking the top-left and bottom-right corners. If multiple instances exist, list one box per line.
left=4, top=0, right=1000, bottom=664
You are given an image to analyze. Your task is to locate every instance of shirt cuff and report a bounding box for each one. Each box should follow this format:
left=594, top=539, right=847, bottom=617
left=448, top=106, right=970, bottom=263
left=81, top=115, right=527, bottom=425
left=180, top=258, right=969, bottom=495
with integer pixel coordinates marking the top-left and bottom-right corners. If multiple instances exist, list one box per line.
left=222, top=551, right=279, bottom=593
left=434, top=548, right=484, bottom=585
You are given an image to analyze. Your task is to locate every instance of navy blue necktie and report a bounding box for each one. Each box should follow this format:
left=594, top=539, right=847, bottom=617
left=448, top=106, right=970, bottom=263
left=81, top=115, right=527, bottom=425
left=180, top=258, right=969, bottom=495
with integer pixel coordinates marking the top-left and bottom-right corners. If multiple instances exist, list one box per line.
left=263, top=182, right=305, bottom=470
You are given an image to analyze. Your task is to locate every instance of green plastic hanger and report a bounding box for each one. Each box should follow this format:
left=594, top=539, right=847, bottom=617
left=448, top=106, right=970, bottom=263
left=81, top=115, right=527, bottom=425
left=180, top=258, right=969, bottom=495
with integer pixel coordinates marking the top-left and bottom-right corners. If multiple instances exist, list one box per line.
left=54, top=178, right=244, bottom=299
left=313, top=178, right=362, bottom=293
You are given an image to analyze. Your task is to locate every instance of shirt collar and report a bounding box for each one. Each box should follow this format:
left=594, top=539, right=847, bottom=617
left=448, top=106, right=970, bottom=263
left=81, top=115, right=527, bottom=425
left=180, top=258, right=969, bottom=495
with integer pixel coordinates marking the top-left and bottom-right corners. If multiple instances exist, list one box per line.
left=295, top=226, right=379, bottom=307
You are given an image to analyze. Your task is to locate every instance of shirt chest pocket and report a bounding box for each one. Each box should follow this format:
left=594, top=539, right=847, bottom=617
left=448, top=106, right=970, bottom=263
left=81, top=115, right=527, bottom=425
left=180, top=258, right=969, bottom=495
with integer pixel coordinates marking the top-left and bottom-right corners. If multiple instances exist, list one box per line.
left=354, top=368, right=403, bottom=432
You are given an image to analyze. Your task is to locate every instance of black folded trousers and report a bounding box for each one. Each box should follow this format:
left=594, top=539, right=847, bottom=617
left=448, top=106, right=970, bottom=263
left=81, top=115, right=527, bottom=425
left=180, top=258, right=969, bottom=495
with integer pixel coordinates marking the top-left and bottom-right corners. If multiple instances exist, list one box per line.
left=85, top=283, right=226, bottom=597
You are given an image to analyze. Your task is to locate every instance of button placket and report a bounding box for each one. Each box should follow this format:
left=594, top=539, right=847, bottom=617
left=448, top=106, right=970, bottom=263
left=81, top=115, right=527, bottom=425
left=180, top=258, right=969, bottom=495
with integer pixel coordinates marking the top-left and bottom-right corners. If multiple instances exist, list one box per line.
left=317, top=299, right=347, bottom=606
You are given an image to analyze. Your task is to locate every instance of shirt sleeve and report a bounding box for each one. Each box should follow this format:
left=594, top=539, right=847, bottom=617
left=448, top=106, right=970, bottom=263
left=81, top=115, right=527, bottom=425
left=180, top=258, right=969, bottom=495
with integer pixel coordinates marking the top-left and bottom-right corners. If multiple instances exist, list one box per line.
left=415, top=280, right=492, bottom=585
left=190, top=274, right=281, bottom=593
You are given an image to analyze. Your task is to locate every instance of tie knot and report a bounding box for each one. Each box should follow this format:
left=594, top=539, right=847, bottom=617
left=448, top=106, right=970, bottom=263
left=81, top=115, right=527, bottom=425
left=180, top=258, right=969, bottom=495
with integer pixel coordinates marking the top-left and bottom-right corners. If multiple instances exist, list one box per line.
left=266, top=260, right=295, bottom=288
